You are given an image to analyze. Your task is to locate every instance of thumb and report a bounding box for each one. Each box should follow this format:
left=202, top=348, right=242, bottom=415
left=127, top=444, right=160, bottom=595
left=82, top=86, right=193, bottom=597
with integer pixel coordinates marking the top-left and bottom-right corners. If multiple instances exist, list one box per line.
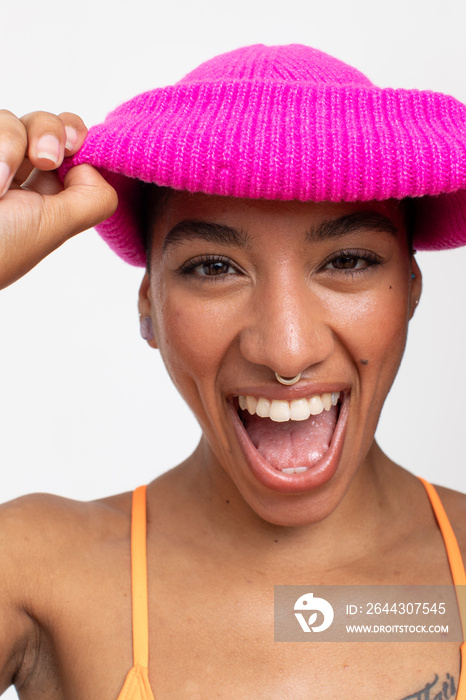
left=50, top=163, right=119, bottom=239
left=0, top=164, right=118, bottom=290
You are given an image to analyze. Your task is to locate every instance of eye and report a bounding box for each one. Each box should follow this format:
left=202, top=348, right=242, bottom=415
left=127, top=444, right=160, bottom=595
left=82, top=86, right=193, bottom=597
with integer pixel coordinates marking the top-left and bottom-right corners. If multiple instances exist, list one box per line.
left=197, top=260, right=236, bottom=276
left=179, top=255, right=239, bottom=279
left=326, top=256, right=366, bottom=270
left=322, top=249, right=382, bottom=274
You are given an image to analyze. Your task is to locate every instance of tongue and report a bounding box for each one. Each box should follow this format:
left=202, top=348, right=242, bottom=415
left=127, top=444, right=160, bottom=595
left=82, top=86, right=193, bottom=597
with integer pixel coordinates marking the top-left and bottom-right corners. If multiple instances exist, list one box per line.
left=243, top=405, right=338, bottom=471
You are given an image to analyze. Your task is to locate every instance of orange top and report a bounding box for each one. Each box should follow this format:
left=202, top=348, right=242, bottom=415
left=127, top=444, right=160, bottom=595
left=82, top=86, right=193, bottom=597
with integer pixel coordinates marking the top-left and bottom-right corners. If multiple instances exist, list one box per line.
left=117, top=485, right=155, bottom=700
left=116, top=480, right=466, bottom=700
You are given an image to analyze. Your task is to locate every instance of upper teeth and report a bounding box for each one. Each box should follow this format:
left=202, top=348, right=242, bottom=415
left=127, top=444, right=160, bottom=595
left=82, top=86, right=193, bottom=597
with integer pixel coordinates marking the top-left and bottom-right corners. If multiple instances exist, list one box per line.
left=238, top=392, right=340, bottom=422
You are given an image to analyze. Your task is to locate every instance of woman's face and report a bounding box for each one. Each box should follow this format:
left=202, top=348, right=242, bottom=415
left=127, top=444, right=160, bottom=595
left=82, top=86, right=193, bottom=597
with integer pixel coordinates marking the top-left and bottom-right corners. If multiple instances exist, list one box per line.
left=140, top=192, right=421, bottom=526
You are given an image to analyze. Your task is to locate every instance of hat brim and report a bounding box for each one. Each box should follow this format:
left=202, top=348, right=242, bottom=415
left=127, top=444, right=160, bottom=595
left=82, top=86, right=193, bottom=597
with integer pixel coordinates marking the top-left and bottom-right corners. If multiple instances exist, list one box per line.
left=61, top=81, right=466, bottom=265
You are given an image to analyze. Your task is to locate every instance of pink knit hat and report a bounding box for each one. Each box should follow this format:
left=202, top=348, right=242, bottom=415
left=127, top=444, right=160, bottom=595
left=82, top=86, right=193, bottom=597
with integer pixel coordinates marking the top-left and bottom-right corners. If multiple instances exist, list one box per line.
left=61, top=44, right=466, bottom=266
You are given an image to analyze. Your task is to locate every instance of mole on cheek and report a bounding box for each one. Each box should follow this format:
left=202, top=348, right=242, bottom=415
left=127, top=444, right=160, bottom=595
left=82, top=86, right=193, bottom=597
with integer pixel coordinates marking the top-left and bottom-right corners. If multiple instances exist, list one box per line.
left=360, top=359, right=369, bottom=365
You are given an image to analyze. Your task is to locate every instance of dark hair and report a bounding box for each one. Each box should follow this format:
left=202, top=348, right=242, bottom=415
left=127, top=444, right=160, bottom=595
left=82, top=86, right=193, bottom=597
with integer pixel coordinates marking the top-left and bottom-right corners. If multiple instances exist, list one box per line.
left=403, top=197, right=416, bottom=252
left=140, top=183, right=172, bottom=271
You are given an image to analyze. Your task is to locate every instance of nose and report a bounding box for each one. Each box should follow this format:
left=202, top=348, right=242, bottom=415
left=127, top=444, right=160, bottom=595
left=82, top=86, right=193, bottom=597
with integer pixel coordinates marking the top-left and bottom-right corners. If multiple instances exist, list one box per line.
left=238, top=275, right=334, bottom=378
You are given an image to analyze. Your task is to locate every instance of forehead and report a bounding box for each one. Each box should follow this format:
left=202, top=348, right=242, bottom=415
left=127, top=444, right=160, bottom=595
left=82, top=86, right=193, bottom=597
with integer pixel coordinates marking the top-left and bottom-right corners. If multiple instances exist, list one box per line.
left=150, top=190, right=407, bottom=251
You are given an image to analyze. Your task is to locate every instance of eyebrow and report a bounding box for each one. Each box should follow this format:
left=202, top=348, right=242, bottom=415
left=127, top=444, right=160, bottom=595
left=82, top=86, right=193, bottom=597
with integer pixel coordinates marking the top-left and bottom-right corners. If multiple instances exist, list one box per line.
left=162, top=220, right=249, bottom=254
left=307, top=211, right=398, bottom=242
left=162, top=210, right=398, bottom=253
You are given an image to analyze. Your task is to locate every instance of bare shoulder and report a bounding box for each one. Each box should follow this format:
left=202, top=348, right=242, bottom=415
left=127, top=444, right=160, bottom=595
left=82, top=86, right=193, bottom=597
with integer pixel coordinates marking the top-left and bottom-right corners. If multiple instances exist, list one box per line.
left=0, top=490, right=132, bottom=567
left=0, top=491, right=133, bottom=692
left=430, top=483, right=466, bottom=555
left=0, top=490, right=132, bottom=597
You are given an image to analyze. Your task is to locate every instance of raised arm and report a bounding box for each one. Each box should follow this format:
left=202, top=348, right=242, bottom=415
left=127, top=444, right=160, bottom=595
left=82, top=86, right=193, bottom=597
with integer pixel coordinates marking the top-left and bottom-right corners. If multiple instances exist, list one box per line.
left=0, top=110, right=119, bottom=695
left=0, top=110, right=117, bottom=290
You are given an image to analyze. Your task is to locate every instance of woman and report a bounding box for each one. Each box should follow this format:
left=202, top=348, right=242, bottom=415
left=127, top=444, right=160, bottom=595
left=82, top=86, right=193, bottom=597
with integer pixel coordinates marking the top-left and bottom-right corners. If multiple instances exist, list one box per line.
left=0, top=44, right=465, bottom=699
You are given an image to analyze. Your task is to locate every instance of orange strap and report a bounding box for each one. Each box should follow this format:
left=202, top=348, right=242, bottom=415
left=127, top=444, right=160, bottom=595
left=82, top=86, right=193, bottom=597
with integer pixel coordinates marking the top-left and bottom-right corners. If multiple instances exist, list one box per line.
left=131, top=485, right=149, bottom=669
left=419, top=478, right=466, bottom=589
left=419, top=477, right=466, bottom=698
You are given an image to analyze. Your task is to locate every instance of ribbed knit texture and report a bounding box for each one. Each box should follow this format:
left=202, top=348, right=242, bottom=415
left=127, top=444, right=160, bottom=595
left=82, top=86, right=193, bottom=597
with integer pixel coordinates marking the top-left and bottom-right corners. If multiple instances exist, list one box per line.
left=60, top=44, right=466, bottom=265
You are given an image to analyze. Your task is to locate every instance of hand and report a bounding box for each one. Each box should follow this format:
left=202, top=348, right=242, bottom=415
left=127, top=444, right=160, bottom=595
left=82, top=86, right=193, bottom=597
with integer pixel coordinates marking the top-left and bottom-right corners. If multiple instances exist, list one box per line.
left=0, top=110, right=118, bottom=290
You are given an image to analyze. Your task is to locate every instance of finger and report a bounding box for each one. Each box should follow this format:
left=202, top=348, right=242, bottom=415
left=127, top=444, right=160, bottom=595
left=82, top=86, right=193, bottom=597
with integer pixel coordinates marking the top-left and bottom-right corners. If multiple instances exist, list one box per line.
left=11, top=113, right=87, bottom=191
left=0, top=109, right=28, bottom=196
left=58, top=112, right=87, bottom=156
left=43, top=163, right=118, bottom=242
left=20, top=111, right=67, bottom=171
left=20, top=167, right=63, bottom=196
left=0, top=164, right=118, bottom=290
left=10, top=157, right=35, bottom=187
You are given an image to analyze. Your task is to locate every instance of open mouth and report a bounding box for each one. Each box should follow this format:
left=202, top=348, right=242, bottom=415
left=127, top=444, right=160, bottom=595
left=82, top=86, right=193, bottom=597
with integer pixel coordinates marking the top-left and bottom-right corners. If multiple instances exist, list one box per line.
left=229, top=390, right=348, bottom=493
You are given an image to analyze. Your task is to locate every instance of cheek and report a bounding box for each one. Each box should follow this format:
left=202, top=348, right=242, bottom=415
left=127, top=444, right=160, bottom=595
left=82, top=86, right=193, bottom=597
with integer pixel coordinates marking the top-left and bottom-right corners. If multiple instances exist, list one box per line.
left=350, top=293, right=406, bottom=352
left=151, top=285, right=237, bottom=391
left=330, top=283, right=410, bottom=387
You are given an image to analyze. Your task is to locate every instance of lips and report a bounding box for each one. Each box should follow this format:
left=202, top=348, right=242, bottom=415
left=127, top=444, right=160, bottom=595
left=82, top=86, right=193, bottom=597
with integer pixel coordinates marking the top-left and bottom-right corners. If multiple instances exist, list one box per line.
left=228, top=389, right=349, bottom=494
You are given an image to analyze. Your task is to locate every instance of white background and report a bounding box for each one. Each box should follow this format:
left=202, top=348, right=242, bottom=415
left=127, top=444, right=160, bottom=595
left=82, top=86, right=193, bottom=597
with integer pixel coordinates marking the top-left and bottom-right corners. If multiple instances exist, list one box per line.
left=1, top=1, right=466, bottom=696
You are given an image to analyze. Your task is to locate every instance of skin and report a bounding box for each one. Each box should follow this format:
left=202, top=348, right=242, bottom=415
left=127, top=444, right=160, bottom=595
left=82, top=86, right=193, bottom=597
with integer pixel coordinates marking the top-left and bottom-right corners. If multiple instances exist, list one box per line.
left=0, top=111, right=465, bottom=699
left=139, top=192, right=420, bottom=530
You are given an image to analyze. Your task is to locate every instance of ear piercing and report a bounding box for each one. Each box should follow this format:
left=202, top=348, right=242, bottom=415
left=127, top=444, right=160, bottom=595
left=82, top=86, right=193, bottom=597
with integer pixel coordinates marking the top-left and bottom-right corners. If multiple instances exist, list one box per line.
left=140, top=316, right=154, bottom=341
left=275, top=372, right=302, bottom=385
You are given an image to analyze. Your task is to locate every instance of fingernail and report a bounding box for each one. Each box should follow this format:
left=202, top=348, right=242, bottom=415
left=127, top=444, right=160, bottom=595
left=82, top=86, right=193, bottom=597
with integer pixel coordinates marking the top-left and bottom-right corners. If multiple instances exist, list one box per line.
left=65, top=126, right=78, bottom=151
left=36, top=134, right=61, bottom=165
left=0, top=161, right=11, bottom=197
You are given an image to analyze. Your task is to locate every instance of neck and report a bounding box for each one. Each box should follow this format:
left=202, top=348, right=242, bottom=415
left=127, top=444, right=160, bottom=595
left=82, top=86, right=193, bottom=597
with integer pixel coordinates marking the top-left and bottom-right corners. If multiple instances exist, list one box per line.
left=152, top=439, right=416, bottom=574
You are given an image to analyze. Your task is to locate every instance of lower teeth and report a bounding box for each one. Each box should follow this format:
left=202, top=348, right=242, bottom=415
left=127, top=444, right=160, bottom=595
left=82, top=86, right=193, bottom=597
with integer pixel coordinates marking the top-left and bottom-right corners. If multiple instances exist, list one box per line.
left=281, top=467, right=308, bottom=474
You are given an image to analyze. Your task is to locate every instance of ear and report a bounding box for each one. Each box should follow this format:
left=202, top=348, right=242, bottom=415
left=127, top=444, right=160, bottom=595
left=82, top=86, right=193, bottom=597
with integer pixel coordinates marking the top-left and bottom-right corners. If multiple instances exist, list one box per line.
left=409, top=256, right=422, bottom=320
left=138, top=272, right=158, bottom=349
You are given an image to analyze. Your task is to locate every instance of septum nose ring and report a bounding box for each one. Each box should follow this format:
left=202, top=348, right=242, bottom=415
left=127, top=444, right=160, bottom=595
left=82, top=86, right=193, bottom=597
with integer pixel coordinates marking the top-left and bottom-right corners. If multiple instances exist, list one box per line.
left=275, top=372, right=302, bottom=385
